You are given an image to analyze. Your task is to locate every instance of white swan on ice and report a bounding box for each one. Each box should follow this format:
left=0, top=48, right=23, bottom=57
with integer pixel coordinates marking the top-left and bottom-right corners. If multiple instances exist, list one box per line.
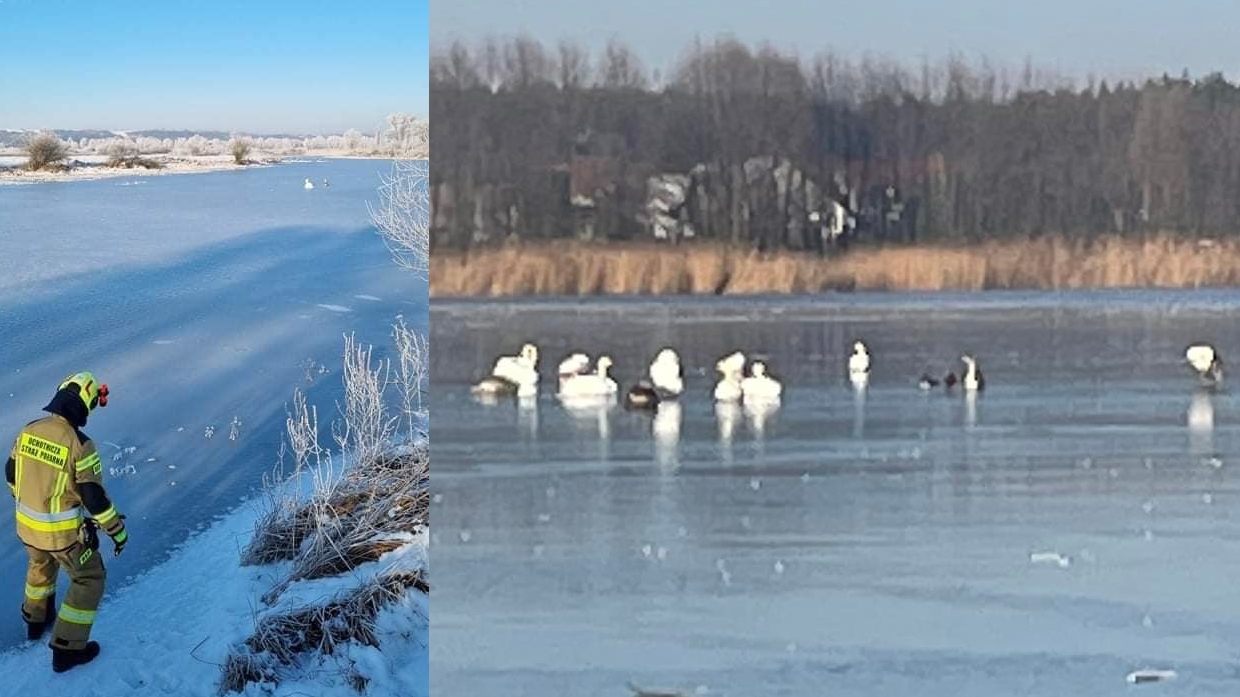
left=713, top=351, right=745, bottom=403
left=1186, top=344, right=1223, bottom=385
left=560, top=356, right=618, bottom=399
left=961, top=355, right=985, bottom=392
left=649, top=348, right=684, bottom=397
left=741, top=361, right=782, bottom=402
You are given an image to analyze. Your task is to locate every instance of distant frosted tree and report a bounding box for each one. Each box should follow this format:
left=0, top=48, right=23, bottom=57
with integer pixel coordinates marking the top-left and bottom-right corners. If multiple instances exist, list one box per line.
left=369, top=159, right=429, bottom=278
left=24, top=131, right=68, bottom=171
left=344, top=128, right=364, bottom=152
left=383, top=113, right=428, bottom=157
left=106, top=139, right=139, bottom=166
left=229, top=136, right=252, bottom=164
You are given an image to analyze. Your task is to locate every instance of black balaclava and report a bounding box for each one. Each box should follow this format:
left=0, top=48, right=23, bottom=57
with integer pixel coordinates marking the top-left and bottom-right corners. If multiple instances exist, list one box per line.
left=44, top=386, right=88, bottom=429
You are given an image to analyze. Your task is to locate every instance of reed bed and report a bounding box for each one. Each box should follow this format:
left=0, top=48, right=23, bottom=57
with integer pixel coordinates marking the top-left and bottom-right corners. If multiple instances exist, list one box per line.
left=431, top=235, right=1240, bottom=297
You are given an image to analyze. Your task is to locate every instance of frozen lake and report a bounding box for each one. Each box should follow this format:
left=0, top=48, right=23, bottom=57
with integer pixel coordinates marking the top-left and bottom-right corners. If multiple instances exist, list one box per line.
left=432, top=293, right=1240, bottom=696
left=0, top=159, right=427, bottom=649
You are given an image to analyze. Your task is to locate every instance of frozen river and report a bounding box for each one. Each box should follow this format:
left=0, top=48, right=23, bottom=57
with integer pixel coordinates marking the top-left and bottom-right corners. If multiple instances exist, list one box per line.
left=0, top=159, right=427, bottom=649
left=432, top=293, right=1240, bottom=696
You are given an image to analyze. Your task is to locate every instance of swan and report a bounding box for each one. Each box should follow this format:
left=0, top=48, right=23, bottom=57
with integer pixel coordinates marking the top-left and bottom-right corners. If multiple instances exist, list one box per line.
left=741, top=361, right=782, bottom=401
left=303, top=177, right=315, bottom=190
left=713, top=351, right=745, bottom=402
left=649, top=348, right=684, bottom=397
left=849, top=341, right=870, bottom=376
left=494, top=343, right=538, bottom=382
left=557, top=352, right=591, bottom=391
left=472, top=375, right=522, bottom=398
left=477, top=371, right=537, bottom=398
left=487, top=343, right=539, bottom=397
left=961, top=355, right=984, bottom=392
left=624, top=380, right=660, bottom=410
left=920, top=371, right=960, bottom=391
left=561, top=355, right=617, bottom=398
left=1186, top=344, right=1223, bottom=384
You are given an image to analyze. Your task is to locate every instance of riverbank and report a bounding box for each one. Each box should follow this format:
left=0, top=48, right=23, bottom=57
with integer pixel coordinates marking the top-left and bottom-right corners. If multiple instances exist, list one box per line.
left=0, top=151, right=404, bottom=185
left=0, top=154, right=268, bottom=184
left=0, top=443, right=429, bottom=696
left=430, top=236, right=1240, bottom=297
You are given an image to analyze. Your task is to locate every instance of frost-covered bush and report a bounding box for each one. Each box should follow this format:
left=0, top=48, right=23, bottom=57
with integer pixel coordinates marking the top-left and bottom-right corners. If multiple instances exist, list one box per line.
left=229, top=136, right=252, bottom=164
left=24, top=131, right=68, bottom=171
left=370, top=160, right=430, bottom=276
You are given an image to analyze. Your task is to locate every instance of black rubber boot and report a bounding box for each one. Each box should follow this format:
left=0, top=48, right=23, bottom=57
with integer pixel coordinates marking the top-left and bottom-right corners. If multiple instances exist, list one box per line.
left=23, top=594, right=55, bottom=641
left=52, top=640, right=99, bottom=673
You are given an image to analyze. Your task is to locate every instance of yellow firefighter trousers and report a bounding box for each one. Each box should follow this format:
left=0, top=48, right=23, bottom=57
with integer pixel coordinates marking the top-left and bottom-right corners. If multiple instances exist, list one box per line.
left=22, top=542, right=105, bottom=650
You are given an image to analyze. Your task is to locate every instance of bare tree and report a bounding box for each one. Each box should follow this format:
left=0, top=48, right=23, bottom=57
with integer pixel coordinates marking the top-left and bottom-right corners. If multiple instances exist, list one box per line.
left=599, top=38, right=647, bottom=90
left=432, top=40, right=482, bottom=90
left=229, top=136, right=252, bottom=164
left=24, top=131, right=68, bottom=171
left=557, top=39, right=591, bottom=90
left=502, top=34, right=553, bottom=90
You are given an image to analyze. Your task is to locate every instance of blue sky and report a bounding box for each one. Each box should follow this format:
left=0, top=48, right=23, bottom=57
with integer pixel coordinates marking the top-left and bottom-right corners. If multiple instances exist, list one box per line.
left=434, top=0, right=1240, bottom=86
left=0, top=0, right=428, bottom=134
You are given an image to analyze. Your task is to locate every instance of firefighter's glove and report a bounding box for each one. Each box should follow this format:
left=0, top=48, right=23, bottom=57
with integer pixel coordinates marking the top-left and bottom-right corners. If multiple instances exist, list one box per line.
left=109, top=516, right=128, bottom=557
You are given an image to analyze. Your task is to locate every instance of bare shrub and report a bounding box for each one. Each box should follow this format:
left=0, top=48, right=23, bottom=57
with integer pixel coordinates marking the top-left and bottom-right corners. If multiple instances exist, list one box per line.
left=245, top=332, right=428, bottom=602
left=24, top=131, right=68, bottom=171
left=260, top=444, right=427, bottom=604
left=369, top=160, right=430, bottom=278
left=106, top=140, right=139, bottom=166
left=392, top=316, right=428, bottom=443
left=219, top=571, right=428, bottom=694
left=229, top=136, right=252, bottom=164
left=334, top=333, right=396, bottom=469
left=240, top=389, right=330, bottom=566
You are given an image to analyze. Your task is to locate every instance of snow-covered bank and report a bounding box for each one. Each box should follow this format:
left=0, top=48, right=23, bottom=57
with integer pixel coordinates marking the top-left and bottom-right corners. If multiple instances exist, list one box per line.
left=0, top=487, right=428, bottom=696
left=0, top=152, right=404, bottom=185
left=0, top=154, right=267, bottom=185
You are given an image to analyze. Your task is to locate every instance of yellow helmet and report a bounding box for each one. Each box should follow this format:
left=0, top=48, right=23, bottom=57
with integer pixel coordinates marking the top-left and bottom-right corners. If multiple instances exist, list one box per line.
left=58, top=371, right=109, bottom=412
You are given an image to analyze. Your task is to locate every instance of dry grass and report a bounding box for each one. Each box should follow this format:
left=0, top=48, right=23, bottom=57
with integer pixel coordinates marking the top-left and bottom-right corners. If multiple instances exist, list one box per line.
left=430, top=235, right=1240, bottom=296
left=219, top=571, right=428, bottom=694
left=244, top=446, right=430, bottom=604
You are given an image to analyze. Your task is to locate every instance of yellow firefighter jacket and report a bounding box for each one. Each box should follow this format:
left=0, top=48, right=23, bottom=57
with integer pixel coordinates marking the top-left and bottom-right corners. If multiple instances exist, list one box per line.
left=8, top=414, right=121, bottom=551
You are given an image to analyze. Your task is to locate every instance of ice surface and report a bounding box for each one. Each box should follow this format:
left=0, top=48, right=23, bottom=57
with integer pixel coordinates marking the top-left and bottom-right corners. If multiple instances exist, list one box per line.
left=432, top=296, right=1240, bottom=696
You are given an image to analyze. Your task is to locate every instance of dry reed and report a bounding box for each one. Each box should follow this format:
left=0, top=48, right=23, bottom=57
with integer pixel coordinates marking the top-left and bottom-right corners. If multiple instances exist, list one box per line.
left=252, top=446, right=430, bottom=605
left=219, top=571, right=428, bottom=694
left=430, top=235, right=1240, bottom=297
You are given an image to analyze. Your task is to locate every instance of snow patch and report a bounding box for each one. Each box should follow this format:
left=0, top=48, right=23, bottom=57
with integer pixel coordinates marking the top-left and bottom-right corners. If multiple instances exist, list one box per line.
left=0, top=496, right=428, bottom=695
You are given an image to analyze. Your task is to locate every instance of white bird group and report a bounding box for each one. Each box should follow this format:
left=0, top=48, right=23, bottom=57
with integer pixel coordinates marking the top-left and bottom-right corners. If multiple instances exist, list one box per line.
left=474, top=344, right=687, bottom=408
left=713, top=351, right=782, bottom=404
left=474, top=339, right=1002, bottom=409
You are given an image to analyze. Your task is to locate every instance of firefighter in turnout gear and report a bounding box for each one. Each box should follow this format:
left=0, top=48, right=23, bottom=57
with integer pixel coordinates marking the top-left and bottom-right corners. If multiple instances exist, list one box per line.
left=5, top=372, right=128, bottom=673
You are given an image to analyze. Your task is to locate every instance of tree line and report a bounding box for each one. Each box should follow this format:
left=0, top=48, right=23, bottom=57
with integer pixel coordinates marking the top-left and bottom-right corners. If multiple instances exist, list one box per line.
left=430, top=35, right=1240, bottom=252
